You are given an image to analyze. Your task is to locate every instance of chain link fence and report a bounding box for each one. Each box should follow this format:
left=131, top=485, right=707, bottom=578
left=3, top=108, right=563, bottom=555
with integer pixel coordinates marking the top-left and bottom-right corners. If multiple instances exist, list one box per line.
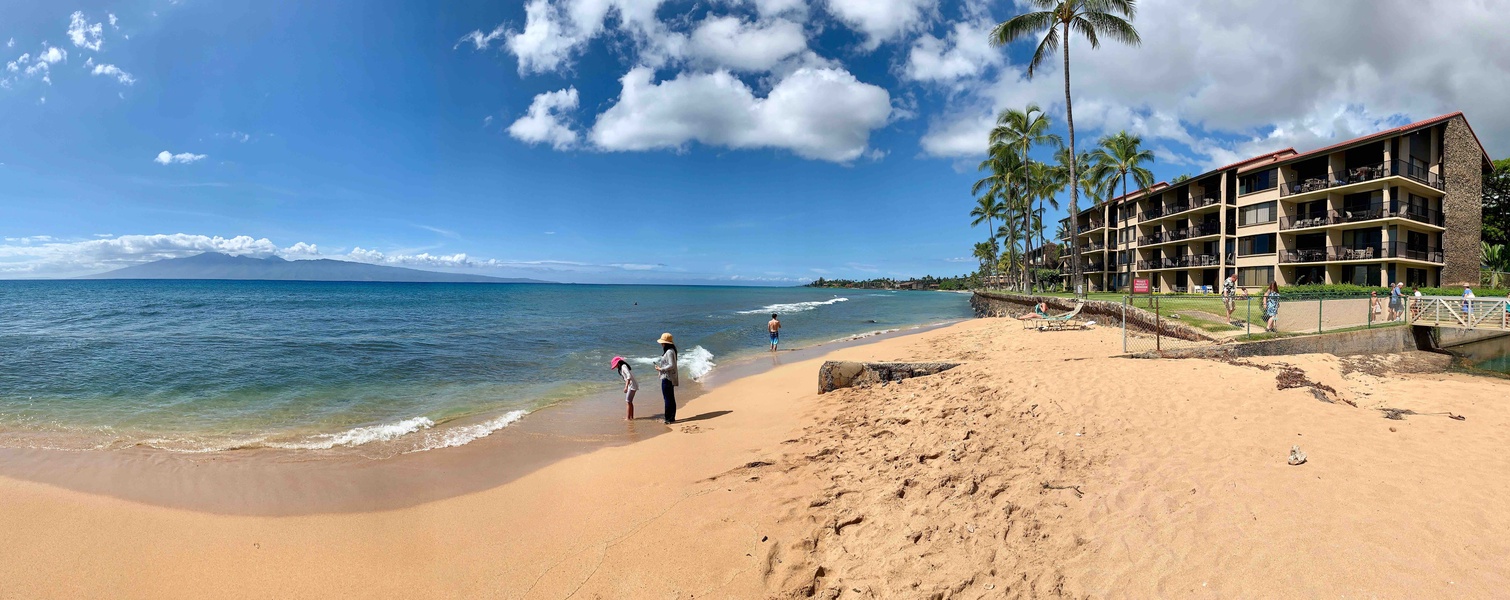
left=1121, top=291, right=1408, bottom=354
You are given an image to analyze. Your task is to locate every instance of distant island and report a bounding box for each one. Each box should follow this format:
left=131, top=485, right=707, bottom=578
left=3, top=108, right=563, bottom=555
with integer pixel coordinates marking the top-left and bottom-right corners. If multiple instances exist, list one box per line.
left=806, top=275, right=974, bottom=291
left=80, top=252, right=552, bottom=284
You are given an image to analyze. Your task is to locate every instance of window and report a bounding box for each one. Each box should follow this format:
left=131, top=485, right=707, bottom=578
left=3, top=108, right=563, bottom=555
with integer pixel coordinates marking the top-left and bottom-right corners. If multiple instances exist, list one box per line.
left=1407, top=231, right=1428, bottom=251
left=1341, top=265, right=1382, bottom=287
left=1238, top=202, right=1277, bottom=226
left=1405, top=268, right=1428, bottom=288
left=1238, top=169, right=1276, bottom=195
left=1237, top=266, right=1274, bottom=287
left=1238, top=233, right=1276, bottom=256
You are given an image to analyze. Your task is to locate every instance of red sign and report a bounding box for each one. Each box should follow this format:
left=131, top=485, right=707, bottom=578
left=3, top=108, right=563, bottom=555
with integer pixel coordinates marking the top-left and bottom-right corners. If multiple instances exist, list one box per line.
left=1133, top=278, right=1151, bottom=294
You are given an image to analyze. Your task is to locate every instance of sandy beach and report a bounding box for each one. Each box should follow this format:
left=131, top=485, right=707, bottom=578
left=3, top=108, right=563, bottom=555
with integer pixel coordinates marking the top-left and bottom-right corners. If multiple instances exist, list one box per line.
left=3, top=317, right=1509, bottom=599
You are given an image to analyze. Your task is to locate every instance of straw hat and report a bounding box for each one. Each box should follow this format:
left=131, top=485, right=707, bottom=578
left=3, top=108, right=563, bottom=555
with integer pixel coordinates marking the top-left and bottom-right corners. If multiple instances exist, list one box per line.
left=657, top=333, right=675, bottom=345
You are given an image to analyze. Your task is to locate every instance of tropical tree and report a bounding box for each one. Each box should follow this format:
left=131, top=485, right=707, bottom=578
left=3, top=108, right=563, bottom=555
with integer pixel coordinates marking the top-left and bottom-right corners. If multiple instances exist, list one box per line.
left=1088, top=131, right=1155, bottom=289
left=991, top=0, right=1141, bottom=293
left=992, top=104, right=1063, bottom=288
left=969, top=194, right=1004, bottom=278
left=973, top=241, right=998, bottom=284
left=1484, top=157, right=1510, bottom=248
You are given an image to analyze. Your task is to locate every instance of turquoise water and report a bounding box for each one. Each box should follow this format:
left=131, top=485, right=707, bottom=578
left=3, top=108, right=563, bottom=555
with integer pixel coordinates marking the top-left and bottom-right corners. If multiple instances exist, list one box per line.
left=0, top=281, right=970, bottom=454
left=1454, top=334, right=1510, bottom=376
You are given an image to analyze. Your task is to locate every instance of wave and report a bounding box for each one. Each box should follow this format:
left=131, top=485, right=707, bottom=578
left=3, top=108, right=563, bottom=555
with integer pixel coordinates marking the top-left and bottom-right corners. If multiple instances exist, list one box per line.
left=405, top=410, right=528, bottom=453
left=266, top=416, right=437, bottom=450
left=629, top=345, right=716, bottom=381
left=735, top=297, right=848, bottom=314
left=827, top=328, right=901, bottom=343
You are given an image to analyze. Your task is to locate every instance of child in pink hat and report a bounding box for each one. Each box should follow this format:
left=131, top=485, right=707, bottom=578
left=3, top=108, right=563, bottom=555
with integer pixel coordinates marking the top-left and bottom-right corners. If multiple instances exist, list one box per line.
left=610, top=356, right=637, bottom=420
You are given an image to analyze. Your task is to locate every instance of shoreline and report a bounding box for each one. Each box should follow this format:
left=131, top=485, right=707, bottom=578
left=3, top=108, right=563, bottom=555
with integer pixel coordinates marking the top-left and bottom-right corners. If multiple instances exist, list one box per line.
left=2, top=317, right=1508, bottom=597
left=0, top=319, right=964, bottom=516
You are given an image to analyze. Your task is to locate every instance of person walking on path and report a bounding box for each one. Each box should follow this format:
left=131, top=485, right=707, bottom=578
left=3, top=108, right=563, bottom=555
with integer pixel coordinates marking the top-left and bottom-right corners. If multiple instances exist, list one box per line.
left=1370, top=290, right=1384, bottom=322
left=610, top=356, right=637, bottom=421
left=1463, top=284, right=1476, bottom=323
left=1222, top=273, right=1247, bottom=325
left=768, top=313, right=781, bottom=352
left=653, top=333, right=679, bottom=424
left=1263, top=282, right=1281, bottom=332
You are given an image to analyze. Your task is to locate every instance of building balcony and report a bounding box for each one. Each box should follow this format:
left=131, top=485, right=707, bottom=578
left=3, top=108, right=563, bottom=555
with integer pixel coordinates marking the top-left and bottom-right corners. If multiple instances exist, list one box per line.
left=1077, top=220, right=1107, bottom=234
left=1278, top=243, right=1444, bottom=265
left=1081, top=241, right=1106, bottom=253
left=1136, top=254, right=1223, bottom=270
left=1136, top=232, right=1164, bottom=246
left=1279, top=159, right=1445, bottom=198
left=1278, top=206, right=1446, bottom=231
left=1138, top=207, right=1164, bottom=221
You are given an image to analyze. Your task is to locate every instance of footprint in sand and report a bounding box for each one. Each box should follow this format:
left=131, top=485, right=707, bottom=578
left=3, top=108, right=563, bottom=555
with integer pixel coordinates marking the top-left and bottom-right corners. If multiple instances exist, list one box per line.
left=681, top=425, right=705, bottom=434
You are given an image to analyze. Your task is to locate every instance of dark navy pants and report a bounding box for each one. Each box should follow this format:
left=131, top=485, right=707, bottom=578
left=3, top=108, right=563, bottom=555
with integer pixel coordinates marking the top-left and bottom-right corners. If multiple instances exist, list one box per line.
left=661, top=378, right=677, bottom=423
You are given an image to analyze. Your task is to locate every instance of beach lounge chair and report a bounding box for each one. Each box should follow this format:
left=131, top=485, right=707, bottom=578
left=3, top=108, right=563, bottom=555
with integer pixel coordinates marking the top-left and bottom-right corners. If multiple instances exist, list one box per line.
left=1028, top=301, right=1088, bottom=331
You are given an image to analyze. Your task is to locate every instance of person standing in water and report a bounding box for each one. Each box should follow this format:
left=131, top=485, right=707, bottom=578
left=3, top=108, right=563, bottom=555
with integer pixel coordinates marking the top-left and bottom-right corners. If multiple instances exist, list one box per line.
left=768, top=313, right=781, bottom=352
left=610, top=356, right=637, bottom=421
left=653, top=333, right=679, bottom=424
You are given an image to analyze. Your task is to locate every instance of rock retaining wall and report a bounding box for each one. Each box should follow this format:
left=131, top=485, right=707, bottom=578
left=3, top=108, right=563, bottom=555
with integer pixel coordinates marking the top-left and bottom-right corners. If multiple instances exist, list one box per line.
left=817, top=361, right=961, bottom=394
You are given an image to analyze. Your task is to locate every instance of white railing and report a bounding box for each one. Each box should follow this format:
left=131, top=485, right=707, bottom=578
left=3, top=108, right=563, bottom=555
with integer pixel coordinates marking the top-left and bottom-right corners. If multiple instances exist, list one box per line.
left=1408, top=296, right=1510, bottom=330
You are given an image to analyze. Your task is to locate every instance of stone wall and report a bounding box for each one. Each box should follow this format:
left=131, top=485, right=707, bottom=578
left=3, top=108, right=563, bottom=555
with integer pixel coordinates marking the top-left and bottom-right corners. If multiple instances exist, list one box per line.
left=1441, top=116, right=1484, bottom=286
left=817, top=361, right=961, bottom=394
left=970, top=291, right=1214, bottom=342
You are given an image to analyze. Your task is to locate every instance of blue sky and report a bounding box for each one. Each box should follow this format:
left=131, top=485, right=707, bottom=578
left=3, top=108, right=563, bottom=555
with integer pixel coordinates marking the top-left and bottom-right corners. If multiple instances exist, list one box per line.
left=3, top=0, right=1507, bottom=283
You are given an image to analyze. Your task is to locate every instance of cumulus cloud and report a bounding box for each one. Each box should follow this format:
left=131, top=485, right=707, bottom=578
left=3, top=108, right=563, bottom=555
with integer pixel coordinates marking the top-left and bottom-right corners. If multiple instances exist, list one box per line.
left=5, top=38, right=13, bottom=48
left=108, top=14, right=119, bottom=30
left=508, top=87, right=581, bottom=150
left=90, top=63, right=135, bottom=85
left=155, top=151, right=207, bottom=165
left=67, top=11, right=105, bottom=51
left=924, top=0, right=1510, bottom=162
left=823, top=0, right=936, bottom=49
left=687, top=16, right=809, bottom=72
left=590, top=66, right=891, bottom=162
left=490, top=0, right=678, bottom=74
left=904, top=18, right=1000, bottom=84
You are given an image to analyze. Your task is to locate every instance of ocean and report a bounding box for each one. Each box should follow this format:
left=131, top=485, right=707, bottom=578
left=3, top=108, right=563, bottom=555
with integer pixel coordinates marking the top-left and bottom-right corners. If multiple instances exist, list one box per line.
left=0, top=280, right=971, bottom=457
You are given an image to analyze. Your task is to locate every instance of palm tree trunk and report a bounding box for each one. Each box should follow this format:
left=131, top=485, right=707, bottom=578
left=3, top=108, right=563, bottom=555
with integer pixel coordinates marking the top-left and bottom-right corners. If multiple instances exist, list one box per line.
left=1063, top=19, right=1080, bottom=296
left=1122, top=175, right=1128, bottom=292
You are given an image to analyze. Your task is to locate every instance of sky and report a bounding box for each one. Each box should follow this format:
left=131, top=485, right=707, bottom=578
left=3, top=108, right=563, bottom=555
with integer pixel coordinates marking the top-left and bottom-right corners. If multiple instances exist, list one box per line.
left=2, top=0, right=1509, bottom=284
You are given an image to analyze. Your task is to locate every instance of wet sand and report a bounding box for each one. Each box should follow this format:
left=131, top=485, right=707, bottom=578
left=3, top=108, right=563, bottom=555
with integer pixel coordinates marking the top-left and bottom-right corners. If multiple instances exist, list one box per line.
left=2, top=318, right=1508, bottom=598
left=0, top=323, right=955, bottom=516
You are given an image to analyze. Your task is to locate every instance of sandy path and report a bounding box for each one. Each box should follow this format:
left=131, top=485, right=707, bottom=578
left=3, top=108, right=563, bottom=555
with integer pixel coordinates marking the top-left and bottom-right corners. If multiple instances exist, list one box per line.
left=2, top=318, right=1507, bottom=599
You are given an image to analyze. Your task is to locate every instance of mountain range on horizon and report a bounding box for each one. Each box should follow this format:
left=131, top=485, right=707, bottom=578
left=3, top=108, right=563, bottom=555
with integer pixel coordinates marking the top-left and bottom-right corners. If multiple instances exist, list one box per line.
left=79, top=252, right=551, bottom=284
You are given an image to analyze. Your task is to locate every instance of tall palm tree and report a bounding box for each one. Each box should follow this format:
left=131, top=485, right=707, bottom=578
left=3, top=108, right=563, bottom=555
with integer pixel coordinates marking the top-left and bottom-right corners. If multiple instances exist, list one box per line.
left=991, top=0, right=1141, bottom=294
left=970, top=193, right=1004, bottom=275
left=972, top=241, right=997, bottom=285
left=1089, top=131, right=1155, bottom=291
left=1024, top=160, right=1063, bottom=290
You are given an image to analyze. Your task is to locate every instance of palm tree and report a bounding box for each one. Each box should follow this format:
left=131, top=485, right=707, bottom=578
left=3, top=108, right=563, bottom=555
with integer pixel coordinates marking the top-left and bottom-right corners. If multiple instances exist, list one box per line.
left=991, top=0, right=1141, bottom=294
left=970, top=194, right=1004, bottom=278
left=972, top=241, right=997, bottom=285
left=1089, top=131, right=1155, bottom=291
left=993, top=104, right=1063, bottom=289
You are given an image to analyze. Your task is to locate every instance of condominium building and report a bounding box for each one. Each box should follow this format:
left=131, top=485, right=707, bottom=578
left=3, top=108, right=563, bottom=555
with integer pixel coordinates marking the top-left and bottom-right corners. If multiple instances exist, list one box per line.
left=1060, top=112, right=1490, bottom=292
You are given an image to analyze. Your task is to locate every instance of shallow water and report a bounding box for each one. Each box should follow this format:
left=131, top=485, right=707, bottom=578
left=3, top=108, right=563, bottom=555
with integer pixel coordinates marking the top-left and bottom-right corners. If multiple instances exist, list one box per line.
left=0, top=281, right=970, bottom=456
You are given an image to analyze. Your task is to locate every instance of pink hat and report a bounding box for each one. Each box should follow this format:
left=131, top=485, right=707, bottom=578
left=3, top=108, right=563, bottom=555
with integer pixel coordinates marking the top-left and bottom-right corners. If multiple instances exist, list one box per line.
left=609, top=356, right=626, bottom=370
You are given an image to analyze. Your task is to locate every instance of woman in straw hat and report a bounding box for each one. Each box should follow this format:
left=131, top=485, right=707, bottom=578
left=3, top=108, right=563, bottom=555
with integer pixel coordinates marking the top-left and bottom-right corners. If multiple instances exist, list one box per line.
left=653, top=333, right=679, bottom=424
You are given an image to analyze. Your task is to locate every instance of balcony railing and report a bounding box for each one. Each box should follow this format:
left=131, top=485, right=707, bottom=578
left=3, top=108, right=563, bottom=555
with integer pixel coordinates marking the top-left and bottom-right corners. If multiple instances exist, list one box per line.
left=1081, top=241, right=1106, bottom=253
left=1162, top=203, right=1189, bottom=217
left=1077, top=220, right=1106, bottom=234
left=1280, top=159, right=1446, bottom=197
left=1278, top=244, right=1445, bottom=264
left=1278, top=205, right=1447, bottom=231
left=1083, top=262, right=1106, bottom=272
left=1137, top=232, right=1164, bottom=246
left=1135, top=255, right=1222, bottom=270
left=1139, top=207, right=1165, bottom=221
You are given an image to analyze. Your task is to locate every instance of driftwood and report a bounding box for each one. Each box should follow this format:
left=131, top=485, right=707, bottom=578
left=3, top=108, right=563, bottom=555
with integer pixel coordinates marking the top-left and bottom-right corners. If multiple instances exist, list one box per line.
left=818, top=361, right=961, bottom=394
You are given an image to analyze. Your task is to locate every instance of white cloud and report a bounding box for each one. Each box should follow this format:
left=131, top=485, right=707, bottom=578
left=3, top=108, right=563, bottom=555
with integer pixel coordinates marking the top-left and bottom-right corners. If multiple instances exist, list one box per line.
left=508, top=87, right=581, bottom=150
left=90, top=63, right=135, bottom=85
left=748, top=0, right=806, bottom=18
left=590, top=66, right=891, bottom=162
left=687, top=16, right=809, bottom=72
left=11, top=46, right=67, bottom=83
left=67, top=11, right=105, bottom=51
left=5, top=38, right=13, bottom=48
left=823, top=0, right=936, bottom=49
left=0, top=234, right=298, bottom=275
left=281, top=242, right=320, bottom=257
left=108, top=14, right=119, bottom=29
left=154, top=151, right=207, bottom=165
left=460, top=0, right=680, bottom=75
left=904, top=18, right=1000, bottom=84
left=926, top=0, right=1510, bottom=162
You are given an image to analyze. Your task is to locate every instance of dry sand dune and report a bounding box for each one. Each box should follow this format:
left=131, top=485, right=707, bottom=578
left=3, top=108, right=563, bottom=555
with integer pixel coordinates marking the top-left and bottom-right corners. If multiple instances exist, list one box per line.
left=1, top=318, right=1507, bottom=599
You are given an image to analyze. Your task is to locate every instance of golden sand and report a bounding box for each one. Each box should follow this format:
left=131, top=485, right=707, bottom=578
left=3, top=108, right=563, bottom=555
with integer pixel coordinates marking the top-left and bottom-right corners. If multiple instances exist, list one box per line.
left=1, top=318, right=1507, bottom=598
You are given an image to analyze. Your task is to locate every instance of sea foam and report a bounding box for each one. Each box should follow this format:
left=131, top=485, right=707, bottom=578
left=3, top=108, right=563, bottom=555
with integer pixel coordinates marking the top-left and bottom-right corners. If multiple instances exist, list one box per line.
left=735, top=297, right=848, bottom=314
left=268, top=416, right=437, bottom=450
left=407, top=410, right=528, bottom=453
